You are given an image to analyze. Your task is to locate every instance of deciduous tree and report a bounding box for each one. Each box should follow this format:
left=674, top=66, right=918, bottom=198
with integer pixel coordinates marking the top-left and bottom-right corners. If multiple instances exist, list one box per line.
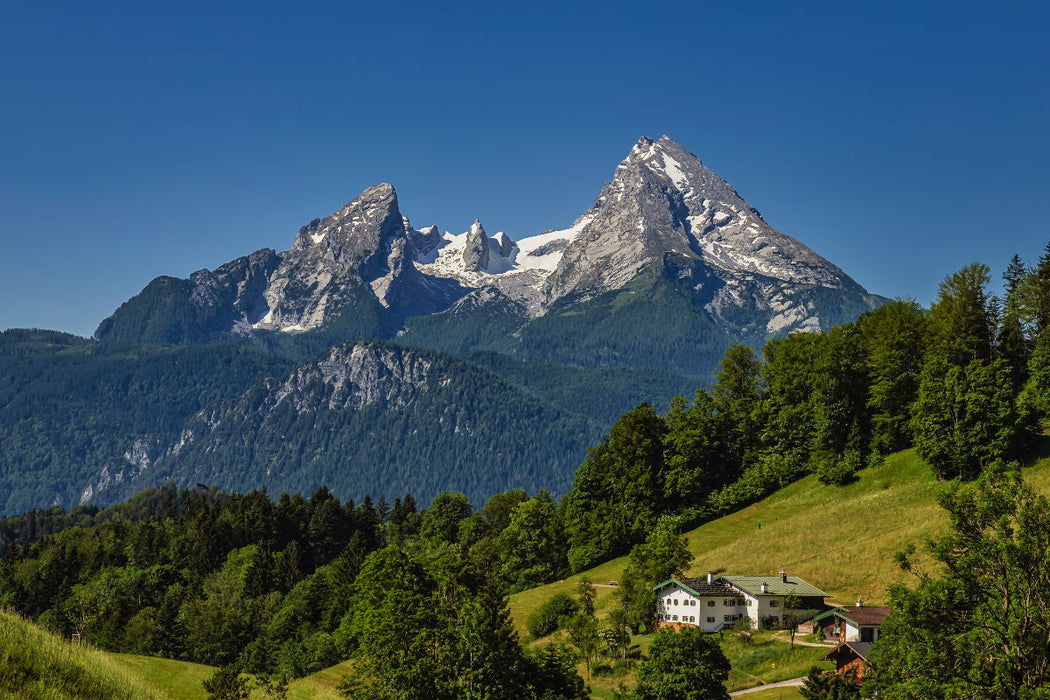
left=631, top=627, right=730, bottom=700
left=868, top=465, right=1050, bottom=698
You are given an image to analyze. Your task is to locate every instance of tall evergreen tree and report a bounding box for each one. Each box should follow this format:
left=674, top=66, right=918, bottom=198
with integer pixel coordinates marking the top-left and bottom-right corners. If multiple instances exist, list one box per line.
left=913, top=264, right=1020, bottom=479
left=857, top=299, right=926, bottom=454
left=927, top=263, right=995, bottom=365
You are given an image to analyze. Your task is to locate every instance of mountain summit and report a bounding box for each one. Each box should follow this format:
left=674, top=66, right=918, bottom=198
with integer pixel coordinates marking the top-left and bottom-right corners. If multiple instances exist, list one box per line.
left=545, top=136, right=861, bottom=303
left=95, top=136, right=884, bottom=373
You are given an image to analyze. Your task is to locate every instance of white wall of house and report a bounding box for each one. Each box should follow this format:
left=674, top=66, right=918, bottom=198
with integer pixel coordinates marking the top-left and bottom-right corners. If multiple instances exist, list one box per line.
left=843, top=622, right=879, bottom=642
left=654, top=585, right=745, bottom=632
left=740, top=593, right=784, bottom=629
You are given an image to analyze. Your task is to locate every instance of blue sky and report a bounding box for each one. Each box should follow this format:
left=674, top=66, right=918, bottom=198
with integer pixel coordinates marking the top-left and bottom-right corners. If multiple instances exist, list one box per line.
left=2, top=1, right=1048, bottom=337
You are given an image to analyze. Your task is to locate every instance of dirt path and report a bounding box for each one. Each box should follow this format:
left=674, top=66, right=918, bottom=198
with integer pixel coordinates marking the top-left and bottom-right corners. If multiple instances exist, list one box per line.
left=771, top=630, right=836, bottom=648
left=729, top=677, right=806, bottom=696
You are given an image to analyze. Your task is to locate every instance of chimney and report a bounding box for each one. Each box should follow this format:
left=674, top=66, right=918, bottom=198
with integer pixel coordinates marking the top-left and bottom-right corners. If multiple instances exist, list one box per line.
left=707, top=572, right=714, bottom=584
left=856, top=598, right=864, bottom=608
left=760, top=582, right=769, bottom=594
left=780, top=569, right=787, bottom=583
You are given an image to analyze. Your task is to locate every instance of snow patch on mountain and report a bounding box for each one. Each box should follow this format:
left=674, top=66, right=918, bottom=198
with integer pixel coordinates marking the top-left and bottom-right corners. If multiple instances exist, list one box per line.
left=413, top=214, right=592, bottom=286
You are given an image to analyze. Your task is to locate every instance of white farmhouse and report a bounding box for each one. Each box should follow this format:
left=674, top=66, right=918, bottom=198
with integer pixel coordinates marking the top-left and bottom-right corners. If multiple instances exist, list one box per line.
left=653, top=572, right=746, bottom=632
left=653, top=570, right=829, bottom=630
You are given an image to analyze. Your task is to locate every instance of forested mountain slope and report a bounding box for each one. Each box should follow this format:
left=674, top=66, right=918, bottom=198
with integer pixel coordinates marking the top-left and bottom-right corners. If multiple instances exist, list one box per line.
left=116, top=341, right=604, bottom=506
left=0, top=330, right=296, bottom=515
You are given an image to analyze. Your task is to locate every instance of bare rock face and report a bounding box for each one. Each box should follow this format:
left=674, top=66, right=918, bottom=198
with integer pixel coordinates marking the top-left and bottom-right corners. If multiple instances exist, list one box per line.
left=274, top=343, right=431, bottom=411
left=461, top=219, right=491, bottom=272
left=494, top=231, right=516, bottom=258
left=256, top=184, right=409, bottom=332
left=544, top=136, right=862, bottom=305
left=411, top=225, right=443, bottom=258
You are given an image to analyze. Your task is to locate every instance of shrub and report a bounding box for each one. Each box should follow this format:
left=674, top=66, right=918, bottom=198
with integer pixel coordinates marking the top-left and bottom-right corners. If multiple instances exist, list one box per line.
left=816, top=450, right=863, bottom=486
left=526, top=592, right=580, bottom=639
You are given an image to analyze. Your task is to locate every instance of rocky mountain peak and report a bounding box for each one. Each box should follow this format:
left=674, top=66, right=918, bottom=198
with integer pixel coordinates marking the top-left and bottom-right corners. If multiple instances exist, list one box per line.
left=493, top=231, right=516, bottom=258
left=96, top=135, right=878, bottom=348
left=291, top=183, right=404, bottom=277
left=610, top=136, right=753, bottom=215
left=462, top=219, right=491, bottom=271
left=545, top=135, right=863, bottom=304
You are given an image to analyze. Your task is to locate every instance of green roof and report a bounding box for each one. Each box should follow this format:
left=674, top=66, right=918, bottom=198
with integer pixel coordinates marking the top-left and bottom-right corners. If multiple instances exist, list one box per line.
left=718, top=575, right=829, bottom=598
left=813, top=607, right=846, bottom=623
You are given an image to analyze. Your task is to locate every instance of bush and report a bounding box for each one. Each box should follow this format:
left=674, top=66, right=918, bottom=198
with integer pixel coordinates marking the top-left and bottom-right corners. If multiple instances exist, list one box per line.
left=816, top=450, right=862, bottom=486
left=526, top=592, right=580, bottom=639
left=203, top=664, right=250, bottom=700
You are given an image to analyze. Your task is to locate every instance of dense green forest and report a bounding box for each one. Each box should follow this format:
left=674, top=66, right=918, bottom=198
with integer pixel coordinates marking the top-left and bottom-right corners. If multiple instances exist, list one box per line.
left=0, top=331, right=297, bottom=515
left=0, top=331, right=692, bottom=518
left=3, top=245, right=1050, bottom=698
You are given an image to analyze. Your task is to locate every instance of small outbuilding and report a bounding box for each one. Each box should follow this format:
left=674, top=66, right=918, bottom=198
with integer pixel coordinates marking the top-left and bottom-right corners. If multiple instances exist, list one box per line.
left=821, top=641, right=873, bottom=681
left=814, top=601, right=890, bottom=643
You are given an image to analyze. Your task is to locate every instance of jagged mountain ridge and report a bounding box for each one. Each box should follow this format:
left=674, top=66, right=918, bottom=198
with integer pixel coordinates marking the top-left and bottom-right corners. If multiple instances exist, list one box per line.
left=95, top=136, right=883, bottom=361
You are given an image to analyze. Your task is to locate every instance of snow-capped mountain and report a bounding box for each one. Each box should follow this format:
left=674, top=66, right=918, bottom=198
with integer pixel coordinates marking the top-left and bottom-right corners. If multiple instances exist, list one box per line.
left=95, top=136, right=884, bottom=372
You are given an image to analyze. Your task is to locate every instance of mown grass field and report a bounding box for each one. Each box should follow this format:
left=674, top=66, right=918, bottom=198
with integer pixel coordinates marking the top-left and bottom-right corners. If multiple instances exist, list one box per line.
left=105, top=653, right=348, bottom=699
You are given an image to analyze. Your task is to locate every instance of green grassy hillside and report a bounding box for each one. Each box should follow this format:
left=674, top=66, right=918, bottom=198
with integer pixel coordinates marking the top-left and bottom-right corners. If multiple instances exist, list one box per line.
left=0, top=609, right=171, bottom=700
left=511, top=447, right=1050, bottom=697
left=0, top=606, right=349, bottom=700
left=509, top=448, right=1050, bottom=632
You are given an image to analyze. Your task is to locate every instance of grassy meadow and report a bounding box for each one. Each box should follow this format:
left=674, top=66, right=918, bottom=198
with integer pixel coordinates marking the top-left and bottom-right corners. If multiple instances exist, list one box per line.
left=0, top=609, right=172, bottom=700
left=510, top=447, right=1050, bottom=631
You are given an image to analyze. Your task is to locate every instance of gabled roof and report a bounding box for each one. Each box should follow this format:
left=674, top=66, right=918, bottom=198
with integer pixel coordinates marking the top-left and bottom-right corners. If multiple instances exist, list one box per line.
left=719, top=575, right=829, bottom=598
left=652, top=577, right=741, bottom=597
left=821, top=641, right=873, bottom=662
left=814, top=606, right=890, bottom=627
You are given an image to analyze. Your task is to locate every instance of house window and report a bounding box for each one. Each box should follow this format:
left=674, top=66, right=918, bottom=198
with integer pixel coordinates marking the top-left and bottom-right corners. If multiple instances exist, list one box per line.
left=690, top=616, right=695, bottom=622
left=673, top=599, right=679, bottom=606
left=769, top=600, right=780, bottom=608
left=707, top=600, right=715, bottom=607
left=672, top=615, right=678, bottom=621
left=707, top=616, right=715, bottom=623
left=691, top=600, right=697, bottom=606
left=746, top=599, right=753, bottom=606
left=724, top=599, right=736, bottom=606
left=657, top=614, right=663, bottom=621
left=724, top=615, right=734, bottom=622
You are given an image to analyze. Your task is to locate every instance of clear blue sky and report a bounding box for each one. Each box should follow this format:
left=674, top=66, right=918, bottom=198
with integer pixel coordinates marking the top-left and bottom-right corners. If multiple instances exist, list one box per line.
left=2, top=1, right=1048, bottom=337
